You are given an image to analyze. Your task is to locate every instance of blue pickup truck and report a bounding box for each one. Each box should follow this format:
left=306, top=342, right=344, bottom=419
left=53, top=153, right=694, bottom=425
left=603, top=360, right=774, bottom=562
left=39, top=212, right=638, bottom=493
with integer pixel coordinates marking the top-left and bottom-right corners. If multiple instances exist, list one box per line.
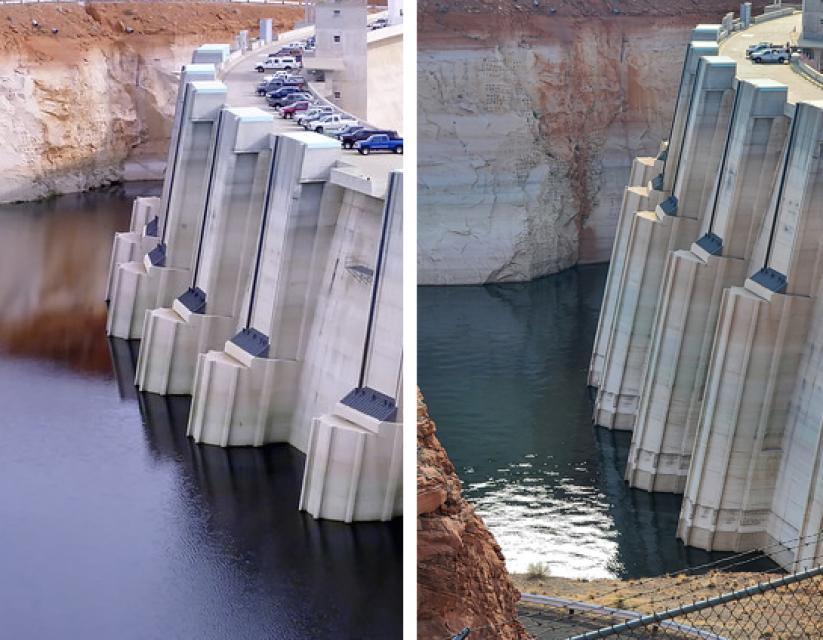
left=354, top=134, right=403, bottom=155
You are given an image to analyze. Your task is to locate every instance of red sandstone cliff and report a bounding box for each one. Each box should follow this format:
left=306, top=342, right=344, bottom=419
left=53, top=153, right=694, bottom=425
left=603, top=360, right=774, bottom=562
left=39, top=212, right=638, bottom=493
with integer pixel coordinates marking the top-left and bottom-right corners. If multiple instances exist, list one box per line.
left=0, top=2, right=302, bottom=202
left=418, top=393, right=529, bottom=640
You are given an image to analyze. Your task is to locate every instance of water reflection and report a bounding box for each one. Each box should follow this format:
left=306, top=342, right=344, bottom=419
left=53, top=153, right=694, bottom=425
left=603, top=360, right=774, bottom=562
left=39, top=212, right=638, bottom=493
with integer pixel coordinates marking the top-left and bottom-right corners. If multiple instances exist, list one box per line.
left=0, top=187, right=401, bottom=639
left=0, top=183, right=161, bottom=373
left=418, top=266, right=776, bottom=579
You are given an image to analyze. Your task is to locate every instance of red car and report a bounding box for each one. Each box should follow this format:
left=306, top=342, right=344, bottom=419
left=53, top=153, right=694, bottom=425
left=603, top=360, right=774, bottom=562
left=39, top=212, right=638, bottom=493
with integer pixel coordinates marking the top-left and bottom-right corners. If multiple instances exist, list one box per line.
left=281, top=101, right=312, bottom=119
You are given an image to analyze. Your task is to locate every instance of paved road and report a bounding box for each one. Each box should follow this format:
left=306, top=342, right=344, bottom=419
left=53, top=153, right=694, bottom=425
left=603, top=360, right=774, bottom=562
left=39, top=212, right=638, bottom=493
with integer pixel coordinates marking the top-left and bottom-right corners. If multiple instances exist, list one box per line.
left=720, top=13, right=823, bottom=105
left=519, top=604, right=698, bottom=640
left=219, top=18, right=401, bottom=197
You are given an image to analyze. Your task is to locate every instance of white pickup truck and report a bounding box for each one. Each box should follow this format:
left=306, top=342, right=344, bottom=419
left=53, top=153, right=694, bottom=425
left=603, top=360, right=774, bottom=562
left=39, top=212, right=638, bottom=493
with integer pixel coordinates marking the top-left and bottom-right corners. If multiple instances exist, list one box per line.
left=751, top=48, right=790, bottom=64
left=254, top=56, right=299, bottom=73
left=304, top=113, right=359, bottom=135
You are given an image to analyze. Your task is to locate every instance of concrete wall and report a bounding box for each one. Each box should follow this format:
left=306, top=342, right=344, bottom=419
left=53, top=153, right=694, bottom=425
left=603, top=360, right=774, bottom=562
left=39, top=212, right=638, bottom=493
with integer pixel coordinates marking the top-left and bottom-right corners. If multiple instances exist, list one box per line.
left=367, top=27, right=403, bottom=133
left=313, top=0, right=368, bottom=118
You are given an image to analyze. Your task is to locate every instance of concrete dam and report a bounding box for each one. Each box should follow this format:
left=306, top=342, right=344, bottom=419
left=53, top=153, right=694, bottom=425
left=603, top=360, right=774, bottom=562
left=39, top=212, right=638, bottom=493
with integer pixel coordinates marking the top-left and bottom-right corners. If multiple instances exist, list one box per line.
left=590, top=12, right=823, bottom=570
left=105, top=26, right=403, bottom=524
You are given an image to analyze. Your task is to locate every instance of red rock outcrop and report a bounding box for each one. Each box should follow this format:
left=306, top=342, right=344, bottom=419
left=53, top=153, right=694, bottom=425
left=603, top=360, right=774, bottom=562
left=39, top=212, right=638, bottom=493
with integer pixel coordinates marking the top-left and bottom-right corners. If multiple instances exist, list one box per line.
left=418, top=392, right=529, bottom=640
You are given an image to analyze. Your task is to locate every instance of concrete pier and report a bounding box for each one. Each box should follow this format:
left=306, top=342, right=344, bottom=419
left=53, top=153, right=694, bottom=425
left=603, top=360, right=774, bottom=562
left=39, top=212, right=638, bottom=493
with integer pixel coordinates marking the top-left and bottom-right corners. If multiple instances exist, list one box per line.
left=105, top=63, right=216, bottom=306
left=626, top=79, right=790, bottom=492
left=300, top=171, right=403, bottom=521
left=593, top=55, right=736, bottom=430
left=588, top=37, right=719, bottom=390
left=136, top=107, right=274, bottom=395
left=678, top=101, right=823, bottom=552
left=187, top=132, right=340, bottom=446
left=107, top=79, right=227, bottom=340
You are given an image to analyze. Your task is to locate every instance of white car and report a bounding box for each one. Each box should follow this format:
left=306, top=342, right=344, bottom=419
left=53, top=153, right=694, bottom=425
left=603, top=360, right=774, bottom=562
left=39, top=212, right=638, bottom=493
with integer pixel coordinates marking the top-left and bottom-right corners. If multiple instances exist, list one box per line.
left=305, top=114, right=359, bottom=135
left=296, top=107, right=334, bottom=126
left=751, top=48, right=789, bottom=64
left=255, top=56, right=299, bottom=73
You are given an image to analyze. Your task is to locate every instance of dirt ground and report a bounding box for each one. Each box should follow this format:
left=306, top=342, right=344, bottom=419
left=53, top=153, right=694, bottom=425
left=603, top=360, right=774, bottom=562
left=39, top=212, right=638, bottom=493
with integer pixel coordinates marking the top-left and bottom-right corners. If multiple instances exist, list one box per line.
left=0, top=2, right=303, bottom=57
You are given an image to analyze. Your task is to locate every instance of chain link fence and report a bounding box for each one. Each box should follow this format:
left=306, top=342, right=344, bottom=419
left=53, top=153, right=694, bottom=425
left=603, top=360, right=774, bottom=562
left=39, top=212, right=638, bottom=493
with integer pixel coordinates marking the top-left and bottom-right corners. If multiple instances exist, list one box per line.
left=560, top=565, right=823, bottom=640
left=450, top=533, right=823, bottom=640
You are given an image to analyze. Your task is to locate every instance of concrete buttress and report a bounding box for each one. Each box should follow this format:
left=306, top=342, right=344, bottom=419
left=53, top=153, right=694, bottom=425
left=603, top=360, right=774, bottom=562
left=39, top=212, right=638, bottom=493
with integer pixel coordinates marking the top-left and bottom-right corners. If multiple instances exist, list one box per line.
left=136, top=107, right=274, bottom=395
left=626, top=79, right=790, bottom=492
left=678, top=101, right=823, bottom=552
left=588, top=37, right=719, bottom=389
left=105, top=63, right=217, bottom=307
left=593, top=56, right=737, bottom=430
left=107, top=79, right=227, bottom=339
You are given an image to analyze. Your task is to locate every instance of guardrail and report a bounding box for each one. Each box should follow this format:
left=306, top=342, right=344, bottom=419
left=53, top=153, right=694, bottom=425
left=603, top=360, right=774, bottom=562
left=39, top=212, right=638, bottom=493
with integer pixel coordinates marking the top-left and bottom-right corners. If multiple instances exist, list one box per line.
left=791, top=56, right=823, bottom=89
left=752, top=7, right=796, bottom=24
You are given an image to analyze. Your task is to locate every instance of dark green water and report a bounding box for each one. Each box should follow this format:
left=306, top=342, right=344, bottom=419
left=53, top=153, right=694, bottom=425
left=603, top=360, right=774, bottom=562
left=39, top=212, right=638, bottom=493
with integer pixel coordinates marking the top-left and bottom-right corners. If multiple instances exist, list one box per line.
left=418, top=264, right=761, bottom=580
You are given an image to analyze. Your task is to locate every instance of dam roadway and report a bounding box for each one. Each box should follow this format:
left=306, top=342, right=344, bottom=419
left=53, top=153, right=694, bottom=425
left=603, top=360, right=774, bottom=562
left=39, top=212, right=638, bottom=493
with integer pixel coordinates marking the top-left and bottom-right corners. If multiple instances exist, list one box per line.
left=219, top=20, right=401, bottom=197
left=720, top=12, right=823, bottom=105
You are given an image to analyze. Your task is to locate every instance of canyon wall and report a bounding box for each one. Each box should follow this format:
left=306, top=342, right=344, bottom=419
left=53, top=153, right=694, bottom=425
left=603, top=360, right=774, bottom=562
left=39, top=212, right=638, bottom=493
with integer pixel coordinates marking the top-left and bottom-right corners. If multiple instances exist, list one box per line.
left=417, top=0, right=768, bottom=284
left=418, top=392, right=528, bottom=640
left=0, top=2, right=300, bottom=203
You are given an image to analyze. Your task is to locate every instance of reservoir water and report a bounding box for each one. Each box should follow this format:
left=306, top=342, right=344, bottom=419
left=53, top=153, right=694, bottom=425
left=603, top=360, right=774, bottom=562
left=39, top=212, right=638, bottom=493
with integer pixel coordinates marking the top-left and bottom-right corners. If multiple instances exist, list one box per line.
left=418, top=265, right=772, bottom=580
left=0, top=184, right=401, bottom=640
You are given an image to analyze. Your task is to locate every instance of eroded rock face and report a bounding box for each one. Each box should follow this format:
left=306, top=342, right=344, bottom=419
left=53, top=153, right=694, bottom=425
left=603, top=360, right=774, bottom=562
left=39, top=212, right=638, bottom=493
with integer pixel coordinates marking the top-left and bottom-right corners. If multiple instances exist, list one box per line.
left=418, top=392, right=528, bottom=640
left=417, top=1, right=768, bottom=284
left=0, top=2, right=300, bottom=203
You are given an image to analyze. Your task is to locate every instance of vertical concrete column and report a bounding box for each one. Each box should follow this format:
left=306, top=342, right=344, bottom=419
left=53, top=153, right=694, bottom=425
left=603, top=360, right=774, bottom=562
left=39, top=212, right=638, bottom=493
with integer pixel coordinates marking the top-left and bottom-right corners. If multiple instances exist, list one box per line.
left=106, top=81, right=227, bottom=340
left=259, top=18, right=273, bottom=44
left=593, top=57, right=736, bottom=430
left=187, top=132, right=340, bottom=447
left=136, top=107, right=274, bottom=396
left=679, top=101, right=823, bottom=553
left=105, top=63, right=216, bottom=304
left=741, top=3, right=752, bottom=29
left=588, top=41, right=718, bottom=388
left=300, top=172, right=404, bottom=523
left=626, top=79, right=790, bottom=492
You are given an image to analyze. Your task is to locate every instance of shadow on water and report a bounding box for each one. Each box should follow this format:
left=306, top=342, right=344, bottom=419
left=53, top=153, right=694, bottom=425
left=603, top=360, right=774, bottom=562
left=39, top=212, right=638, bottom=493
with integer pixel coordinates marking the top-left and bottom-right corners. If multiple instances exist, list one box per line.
left=418, top=265, right=777, bottom=579
left=0, top=187, right=401, bottom=640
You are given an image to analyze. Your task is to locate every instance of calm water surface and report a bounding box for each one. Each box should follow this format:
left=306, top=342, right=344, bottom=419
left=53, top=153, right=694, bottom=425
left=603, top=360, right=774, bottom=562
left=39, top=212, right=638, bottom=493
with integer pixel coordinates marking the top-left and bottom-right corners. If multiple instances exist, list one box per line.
left=418, top=266, right=771, bottom=580
left=0, top=184, right=401, bottom=640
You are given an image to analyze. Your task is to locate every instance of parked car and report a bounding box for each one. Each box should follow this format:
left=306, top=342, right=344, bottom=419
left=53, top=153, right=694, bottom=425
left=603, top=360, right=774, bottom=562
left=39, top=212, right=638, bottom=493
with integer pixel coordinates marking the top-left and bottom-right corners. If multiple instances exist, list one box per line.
left=746, top=42, right=773, bottom=57
left=276, top=92, right=313, bottom=108
left=355, top=134, right=403, bottom=155
left=751, top=47, right=790, bottom=64
left=340, top=128, right=399, bottom=150
left=256, top=73, right=289, bottom=95
left=268, top=91, right=312, bottom=108
left=266, top=86, right=304, bottom=101
left=296, top=106, right=334, bottom=126
left=305, top=113, right=359, bottom=134
left=255, top=56, right=299, bottom=73
left=334, top=125, right=364, bottom=140
left=281, top=101, right=312, bottom=118
left=370, top=17, right=388, bottom=30
left=262, top=76, right=305, bottom=95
